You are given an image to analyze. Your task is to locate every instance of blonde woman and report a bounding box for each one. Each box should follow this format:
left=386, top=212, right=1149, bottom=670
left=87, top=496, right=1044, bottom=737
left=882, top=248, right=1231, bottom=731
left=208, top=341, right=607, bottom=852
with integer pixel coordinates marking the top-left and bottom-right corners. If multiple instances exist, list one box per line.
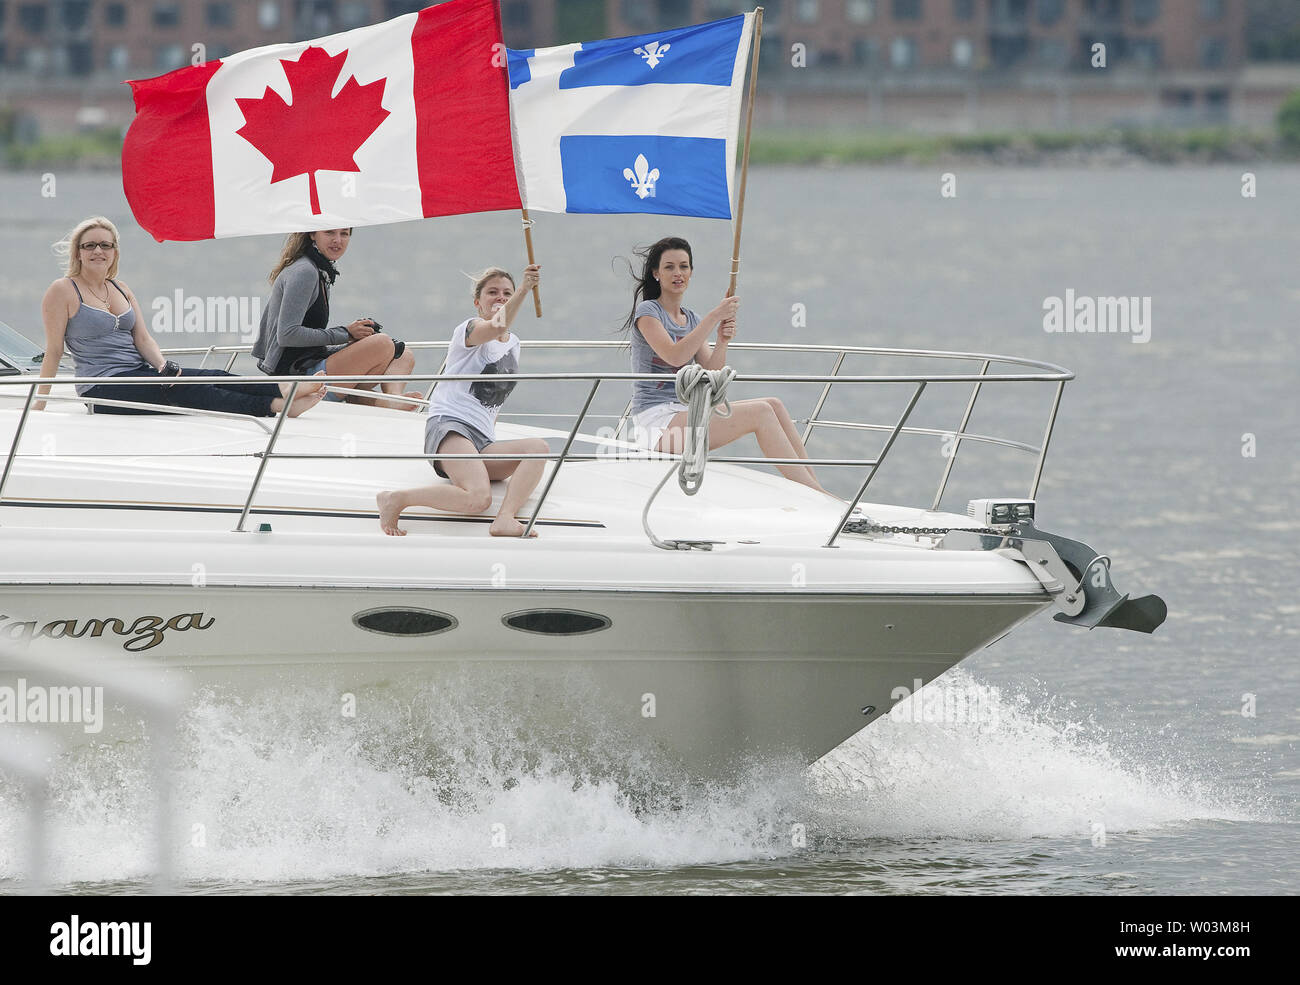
left=36, top=216, right=322, bottom=417
left=254, top=227, right=420, bottom=409
left=377, top=264, right=547, bottom=537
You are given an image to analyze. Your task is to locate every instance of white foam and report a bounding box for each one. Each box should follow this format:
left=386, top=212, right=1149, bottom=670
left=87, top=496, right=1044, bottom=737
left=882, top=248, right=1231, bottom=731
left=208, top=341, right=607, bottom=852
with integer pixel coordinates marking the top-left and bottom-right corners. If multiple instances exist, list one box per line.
left=0, top=668, right=1271, bottom=886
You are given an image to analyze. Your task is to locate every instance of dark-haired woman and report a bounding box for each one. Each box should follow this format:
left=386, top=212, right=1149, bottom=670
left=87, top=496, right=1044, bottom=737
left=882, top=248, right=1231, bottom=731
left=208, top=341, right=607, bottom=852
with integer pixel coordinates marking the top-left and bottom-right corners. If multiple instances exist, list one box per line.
left=254, top=228, right=421, bottom=410
left=35, top=215, right=323, bottom=418
left=625, top=236, right=826, bottom=493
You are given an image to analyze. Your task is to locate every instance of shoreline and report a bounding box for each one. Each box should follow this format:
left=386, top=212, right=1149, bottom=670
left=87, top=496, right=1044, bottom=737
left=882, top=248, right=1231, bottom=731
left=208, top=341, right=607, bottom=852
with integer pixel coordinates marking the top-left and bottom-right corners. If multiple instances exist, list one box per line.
left=1, top=127, right=1289, bottom=171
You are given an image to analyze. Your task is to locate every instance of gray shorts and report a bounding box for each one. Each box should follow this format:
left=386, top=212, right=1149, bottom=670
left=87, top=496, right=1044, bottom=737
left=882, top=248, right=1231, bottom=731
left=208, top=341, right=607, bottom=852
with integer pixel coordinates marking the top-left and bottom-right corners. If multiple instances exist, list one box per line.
left=425, top=415, right=493, bottom=478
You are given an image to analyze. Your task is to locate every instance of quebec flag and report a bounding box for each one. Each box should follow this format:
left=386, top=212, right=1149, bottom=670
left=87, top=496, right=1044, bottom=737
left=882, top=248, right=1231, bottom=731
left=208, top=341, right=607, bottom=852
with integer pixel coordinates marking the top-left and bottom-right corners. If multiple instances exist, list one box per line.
left=507, top=13, right=755, bottom=218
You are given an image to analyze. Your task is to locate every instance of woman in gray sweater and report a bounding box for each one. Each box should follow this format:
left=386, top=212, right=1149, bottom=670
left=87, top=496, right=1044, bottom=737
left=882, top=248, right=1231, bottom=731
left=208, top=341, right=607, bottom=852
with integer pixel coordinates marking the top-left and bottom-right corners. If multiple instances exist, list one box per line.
left=253, top=228, right=420, bottom=410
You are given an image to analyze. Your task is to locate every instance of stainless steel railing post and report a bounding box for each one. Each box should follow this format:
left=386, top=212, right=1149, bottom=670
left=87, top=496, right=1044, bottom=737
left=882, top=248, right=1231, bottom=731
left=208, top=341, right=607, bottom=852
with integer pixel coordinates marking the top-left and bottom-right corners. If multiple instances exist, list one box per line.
left=930, top=358, right=991, bottom=511
left=523, top=380, right=600, bottom=538
left=801, top=350, right=846, bottom=446
left=825, top=381, right=926, bottom=548
left=1028, top=380, right=1065, bottom=500
left=234, top=381, right=298, bottom=532
left=0, top=382, right=38, bottom=503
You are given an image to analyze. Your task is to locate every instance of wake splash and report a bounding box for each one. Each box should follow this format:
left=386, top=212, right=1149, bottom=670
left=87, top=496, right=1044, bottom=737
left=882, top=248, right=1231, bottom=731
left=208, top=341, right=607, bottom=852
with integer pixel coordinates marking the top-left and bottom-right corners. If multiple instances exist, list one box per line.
left=0, top=668, right=1267, bottom=886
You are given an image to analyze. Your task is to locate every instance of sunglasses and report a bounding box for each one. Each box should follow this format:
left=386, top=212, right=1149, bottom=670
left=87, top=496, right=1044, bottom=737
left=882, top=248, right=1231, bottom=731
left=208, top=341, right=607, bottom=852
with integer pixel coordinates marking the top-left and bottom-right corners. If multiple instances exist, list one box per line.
left=79, top=241, right=117, bottom=251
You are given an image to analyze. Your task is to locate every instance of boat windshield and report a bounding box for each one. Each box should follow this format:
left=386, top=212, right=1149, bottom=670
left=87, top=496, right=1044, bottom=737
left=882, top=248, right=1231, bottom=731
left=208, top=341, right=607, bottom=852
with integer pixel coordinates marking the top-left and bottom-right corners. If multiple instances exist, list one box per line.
left=0, top=321, right=43, bottom=374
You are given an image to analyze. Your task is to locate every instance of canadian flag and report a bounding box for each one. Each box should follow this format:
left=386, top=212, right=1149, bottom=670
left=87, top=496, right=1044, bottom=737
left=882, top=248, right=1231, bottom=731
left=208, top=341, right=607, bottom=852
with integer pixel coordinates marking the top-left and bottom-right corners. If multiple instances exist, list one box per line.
left=122, top=0, right=521, bottom=241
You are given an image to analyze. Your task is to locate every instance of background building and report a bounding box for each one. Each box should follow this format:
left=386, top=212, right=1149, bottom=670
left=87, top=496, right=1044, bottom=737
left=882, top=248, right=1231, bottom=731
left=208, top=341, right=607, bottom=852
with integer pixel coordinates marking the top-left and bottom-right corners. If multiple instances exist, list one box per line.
left=0, top=0, right=1296, bottom=139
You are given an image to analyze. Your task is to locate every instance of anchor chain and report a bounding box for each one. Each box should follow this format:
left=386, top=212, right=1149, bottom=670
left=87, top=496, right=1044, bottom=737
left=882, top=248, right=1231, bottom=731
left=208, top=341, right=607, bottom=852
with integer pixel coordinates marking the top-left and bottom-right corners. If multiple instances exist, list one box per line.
left=840, top=518, right=1006, bottom=537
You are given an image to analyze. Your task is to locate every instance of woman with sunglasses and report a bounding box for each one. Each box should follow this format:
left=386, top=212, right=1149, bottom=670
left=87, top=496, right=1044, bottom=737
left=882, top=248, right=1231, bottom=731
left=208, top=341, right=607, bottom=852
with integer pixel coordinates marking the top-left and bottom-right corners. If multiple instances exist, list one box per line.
left=35, top=216, right=323, bottom=417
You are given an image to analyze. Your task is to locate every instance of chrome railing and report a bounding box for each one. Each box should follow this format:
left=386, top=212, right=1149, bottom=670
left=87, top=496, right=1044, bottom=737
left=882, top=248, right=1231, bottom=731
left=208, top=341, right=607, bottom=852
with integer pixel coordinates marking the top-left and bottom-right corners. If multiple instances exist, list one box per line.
left=0, top=340, right=1074, bottom=544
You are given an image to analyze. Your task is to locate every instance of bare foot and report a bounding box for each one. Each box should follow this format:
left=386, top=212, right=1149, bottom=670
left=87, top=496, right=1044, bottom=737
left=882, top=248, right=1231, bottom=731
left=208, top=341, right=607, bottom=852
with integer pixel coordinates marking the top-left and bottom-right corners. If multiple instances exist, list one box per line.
left=377, top=491, right=406, bottom=536
left=287, top=387, right=325, bottom=417
left=279, top=372, right=327, bottom=400
left=489, top=515, right=538, bottom=538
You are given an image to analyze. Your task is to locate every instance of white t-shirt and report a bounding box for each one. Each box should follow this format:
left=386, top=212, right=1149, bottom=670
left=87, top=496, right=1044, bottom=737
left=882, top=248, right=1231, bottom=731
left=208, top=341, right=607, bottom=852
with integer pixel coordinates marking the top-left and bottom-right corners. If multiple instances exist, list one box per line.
left=427, top=318, right=520, bottom=440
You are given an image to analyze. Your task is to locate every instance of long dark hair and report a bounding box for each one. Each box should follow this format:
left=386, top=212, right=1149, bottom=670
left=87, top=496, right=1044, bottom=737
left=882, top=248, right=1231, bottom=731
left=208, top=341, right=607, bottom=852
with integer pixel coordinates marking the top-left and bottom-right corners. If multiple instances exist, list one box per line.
left=621, top=236, right=693, bottom=332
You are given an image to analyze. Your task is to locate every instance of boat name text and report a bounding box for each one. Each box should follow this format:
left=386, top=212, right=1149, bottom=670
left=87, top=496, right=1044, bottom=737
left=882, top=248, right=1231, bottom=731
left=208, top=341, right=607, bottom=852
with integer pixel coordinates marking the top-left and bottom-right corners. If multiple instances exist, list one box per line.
left=0, top=612, right=215, bottom=652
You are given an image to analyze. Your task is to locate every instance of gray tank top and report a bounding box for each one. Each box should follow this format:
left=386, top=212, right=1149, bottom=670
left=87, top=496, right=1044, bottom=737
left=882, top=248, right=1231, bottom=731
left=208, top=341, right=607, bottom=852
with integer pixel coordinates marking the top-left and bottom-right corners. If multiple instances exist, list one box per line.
left=630, top=299, right=699, bottom=415
left=63, top=278, right=147, bottom=394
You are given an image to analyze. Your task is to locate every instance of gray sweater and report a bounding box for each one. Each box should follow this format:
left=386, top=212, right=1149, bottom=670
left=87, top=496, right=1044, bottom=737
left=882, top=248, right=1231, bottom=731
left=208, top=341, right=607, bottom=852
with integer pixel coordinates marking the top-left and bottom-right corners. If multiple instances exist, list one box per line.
left=252, top=256, right=351, bottom=374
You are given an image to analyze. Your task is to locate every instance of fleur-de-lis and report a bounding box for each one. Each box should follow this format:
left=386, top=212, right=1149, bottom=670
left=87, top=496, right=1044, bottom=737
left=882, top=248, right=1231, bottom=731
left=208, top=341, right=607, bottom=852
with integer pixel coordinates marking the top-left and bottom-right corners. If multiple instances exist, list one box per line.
left=634, top=41, right=671, bottom=68
left=622, top=153, right=659, bottom=199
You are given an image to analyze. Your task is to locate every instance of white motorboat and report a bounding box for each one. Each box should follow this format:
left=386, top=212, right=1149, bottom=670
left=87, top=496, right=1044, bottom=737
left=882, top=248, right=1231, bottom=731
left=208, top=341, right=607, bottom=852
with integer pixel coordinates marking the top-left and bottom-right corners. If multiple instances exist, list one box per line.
left=0, top=323, right=1165, bottom=777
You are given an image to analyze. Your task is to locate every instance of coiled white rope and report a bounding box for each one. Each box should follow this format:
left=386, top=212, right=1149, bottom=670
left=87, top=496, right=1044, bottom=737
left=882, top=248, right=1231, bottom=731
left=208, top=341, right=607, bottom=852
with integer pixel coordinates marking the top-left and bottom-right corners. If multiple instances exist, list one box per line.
left=641, top=365, right=735, bottom=551
left=673, top=364, right=735, bottom=495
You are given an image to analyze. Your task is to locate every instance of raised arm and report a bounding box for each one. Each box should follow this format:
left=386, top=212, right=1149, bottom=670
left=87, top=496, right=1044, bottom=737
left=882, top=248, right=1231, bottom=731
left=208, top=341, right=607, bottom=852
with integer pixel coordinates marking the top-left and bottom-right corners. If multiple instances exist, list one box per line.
left=466, top=264, right=540, bottom=346
left=636, top=294, right=739, bottom=368
left=34, top=280, right=75, bottom=411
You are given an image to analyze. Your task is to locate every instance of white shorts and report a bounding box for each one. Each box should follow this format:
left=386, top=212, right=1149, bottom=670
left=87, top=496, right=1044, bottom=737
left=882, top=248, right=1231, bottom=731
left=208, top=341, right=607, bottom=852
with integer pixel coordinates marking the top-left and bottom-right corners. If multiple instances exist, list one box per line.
left=629, top=401, right=688, bottom=451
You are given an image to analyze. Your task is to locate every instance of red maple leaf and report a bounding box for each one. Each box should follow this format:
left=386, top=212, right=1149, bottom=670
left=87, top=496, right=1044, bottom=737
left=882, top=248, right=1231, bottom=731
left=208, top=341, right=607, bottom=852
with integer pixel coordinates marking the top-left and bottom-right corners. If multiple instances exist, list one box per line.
left=235, top=46, right=390, bottom=215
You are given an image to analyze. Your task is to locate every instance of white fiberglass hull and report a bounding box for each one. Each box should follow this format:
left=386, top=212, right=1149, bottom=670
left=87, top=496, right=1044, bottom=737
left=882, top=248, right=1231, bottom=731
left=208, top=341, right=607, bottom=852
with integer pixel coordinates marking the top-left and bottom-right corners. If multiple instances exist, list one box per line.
left=0, top=401, right=1053, bottom=776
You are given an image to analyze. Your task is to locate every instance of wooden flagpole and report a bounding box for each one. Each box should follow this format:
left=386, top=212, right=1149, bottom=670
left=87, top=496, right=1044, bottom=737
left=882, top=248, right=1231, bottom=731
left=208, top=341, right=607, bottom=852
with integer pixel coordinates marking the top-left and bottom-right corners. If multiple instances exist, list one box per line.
left=728, top=7, right=764, bottom=298
left=521, top=208, right=542, bottom=316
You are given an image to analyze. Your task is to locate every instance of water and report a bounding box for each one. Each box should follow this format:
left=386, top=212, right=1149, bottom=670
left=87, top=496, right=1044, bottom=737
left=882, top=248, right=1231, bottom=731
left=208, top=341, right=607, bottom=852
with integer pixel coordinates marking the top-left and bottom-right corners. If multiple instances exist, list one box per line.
left=0, top=166, right=1297, bottom=894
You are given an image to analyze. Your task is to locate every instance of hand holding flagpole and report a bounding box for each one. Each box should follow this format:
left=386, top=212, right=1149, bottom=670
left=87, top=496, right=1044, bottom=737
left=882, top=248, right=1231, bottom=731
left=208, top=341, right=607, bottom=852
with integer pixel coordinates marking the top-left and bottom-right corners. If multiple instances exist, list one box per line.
left=728, top=7, right=764, bottom=299
left=521, top=209, right=542, bottom=316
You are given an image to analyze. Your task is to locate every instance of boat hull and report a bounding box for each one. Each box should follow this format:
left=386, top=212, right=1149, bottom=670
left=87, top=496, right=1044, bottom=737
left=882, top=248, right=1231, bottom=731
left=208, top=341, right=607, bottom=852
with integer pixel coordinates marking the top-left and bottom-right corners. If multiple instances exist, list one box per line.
left=0, top=582, right=1048, bottom=776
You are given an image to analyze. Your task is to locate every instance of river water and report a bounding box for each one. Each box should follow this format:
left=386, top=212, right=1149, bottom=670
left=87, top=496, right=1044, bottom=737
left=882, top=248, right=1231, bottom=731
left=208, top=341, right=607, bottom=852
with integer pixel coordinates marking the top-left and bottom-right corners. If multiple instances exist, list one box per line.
left=0, top=166, right=1296, bottom=894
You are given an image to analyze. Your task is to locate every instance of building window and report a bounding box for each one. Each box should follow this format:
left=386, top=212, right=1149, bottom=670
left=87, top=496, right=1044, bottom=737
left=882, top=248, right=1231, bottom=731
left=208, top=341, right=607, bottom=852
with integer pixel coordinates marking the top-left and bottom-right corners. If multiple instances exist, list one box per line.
left=107, top=44, right=129, bottom=70
left=1199, top=0, right=1224, bottom=20
left=153, top=3, right=180, bottom=29
left=66, top=38, right=92, bottom=72
left=890, top=36, right=916, bottom=68
left=1199, top=36, right=1225, bottom=66
left=258, top=1, right=280, bottom=29
left=892, top=0, right=921, bottom=19
left=104, top=3, right=127, bottom=27
left=1038, top=37, right=1067, bottom=66
left=24, top=45, right=48, bottom=69
left=60, top=0, right=91, bottom=30
left=705, top=1, right=739, bottom=16
left=155, top=43, right=185, bottom=68
left=18, top=4, right=46, bottom=33
left=952, top=0, right=974, bottom=20
left=794, top=0, right=818, bottom=23
left=853, top=38, right=879, bottom=65
left=622, top=0, right=651, bottom=27
left=952, top=37, right=973, bottom=67
left=501, top=0, right=530, bottom=28
left=1084, top=0, right=1120, bottom=19
left=1132, top=0, right=1159, bottom=24
left=206, top=2, right=232, bottom=28
left=656, top=0, right=689, bottom=29
left=1130, top=38, right=1161, bottom=67
left=993, top=0, right=1029, bottom=22
left=1036, top=0, right=1063, bottom=26
left=339, top=1, right=369, bottom=28
left=848, top=0, right=875, bottom=23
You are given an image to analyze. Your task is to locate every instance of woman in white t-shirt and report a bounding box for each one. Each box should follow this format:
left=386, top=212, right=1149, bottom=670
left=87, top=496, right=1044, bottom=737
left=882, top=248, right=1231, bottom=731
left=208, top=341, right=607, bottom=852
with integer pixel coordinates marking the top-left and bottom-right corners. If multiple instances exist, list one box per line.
left=377, top=264, right=546, bottom=536
left=625, top=236, right=826, bottom=494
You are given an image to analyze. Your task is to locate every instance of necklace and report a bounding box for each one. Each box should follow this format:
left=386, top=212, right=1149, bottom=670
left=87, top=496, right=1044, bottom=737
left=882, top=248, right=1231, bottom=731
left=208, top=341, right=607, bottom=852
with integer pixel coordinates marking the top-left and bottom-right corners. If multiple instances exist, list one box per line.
left=81, top=278, right=111, bottom=308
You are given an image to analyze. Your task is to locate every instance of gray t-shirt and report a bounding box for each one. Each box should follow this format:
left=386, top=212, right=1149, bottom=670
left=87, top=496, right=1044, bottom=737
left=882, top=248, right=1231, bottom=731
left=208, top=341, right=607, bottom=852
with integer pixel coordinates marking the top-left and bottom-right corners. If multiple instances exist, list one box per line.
left=427, top=319, right=519, bottom=441
left=630, top=299, right=699, bottom=415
